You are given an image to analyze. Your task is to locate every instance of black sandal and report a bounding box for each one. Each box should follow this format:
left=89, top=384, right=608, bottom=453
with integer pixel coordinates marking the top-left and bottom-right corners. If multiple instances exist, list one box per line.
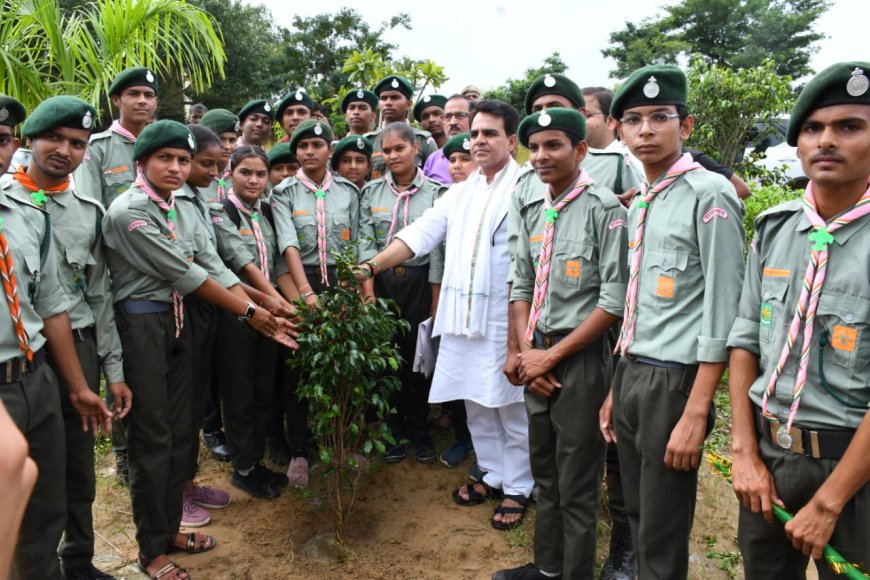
left=491, top=494, right=529, bottom=530
left=452, top=481, right=503, bottom=506
left=167, top=531, right=217, bottom=554
left=138, top=554, right=190, bottom=579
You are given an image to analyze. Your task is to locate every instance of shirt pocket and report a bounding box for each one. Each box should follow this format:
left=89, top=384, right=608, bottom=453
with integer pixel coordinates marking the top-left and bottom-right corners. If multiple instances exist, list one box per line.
left=553, top=242, right=594, bottom=290
left=328, top=214, right=353, bottom=249
left=175, top=239, right=196, bottom=264
left=65, top=247, right=96, bottom=294
left=644, top=248, right=688, bottom=303
left=759, top=275, right=790, bottom=344
left=373, top=211, right=392, bottom=245
left=292, top=214, right=317, bottom=251
left=103, top=169, right=134, bottom=197
left=816, top=292, right=870, bottom=371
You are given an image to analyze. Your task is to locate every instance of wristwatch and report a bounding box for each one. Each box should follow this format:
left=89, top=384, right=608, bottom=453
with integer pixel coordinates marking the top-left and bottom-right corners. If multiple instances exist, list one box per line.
left=243, top=302, right=257, bottom=319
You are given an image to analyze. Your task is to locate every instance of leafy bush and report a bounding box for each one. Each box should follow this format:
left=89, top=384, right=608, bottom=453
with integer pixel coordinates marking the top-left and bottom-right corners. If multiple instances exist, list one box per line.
left=743, top=183, right=801, bottom=247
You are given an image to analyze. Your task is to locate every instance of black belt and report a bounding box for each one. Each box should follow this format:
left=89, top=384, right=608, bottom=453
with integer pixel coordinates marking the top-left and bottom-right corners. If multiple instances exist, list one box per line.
left=72, top=326, right=95, bottom=343
left=120, top=299, right=172, bottom=314
left=303, top=265, right=336, bottom=276
left=631, top=355, right=687, bottom=369
left=0, top=348, right=45, bottom=384
left=754, top=406, right=854, bottom=459
left=383, top=265, right=428, bottom=278
left=533, top=330, right=568, bottom=348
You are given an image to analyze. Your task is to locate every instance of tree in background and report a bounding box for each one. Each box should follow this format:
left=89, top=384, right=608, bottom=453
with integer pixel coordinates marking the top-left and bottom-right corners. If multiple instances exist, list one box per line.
left=484, top=52, right=568, bottom=112
left=603, top=0, right=829, bottom=79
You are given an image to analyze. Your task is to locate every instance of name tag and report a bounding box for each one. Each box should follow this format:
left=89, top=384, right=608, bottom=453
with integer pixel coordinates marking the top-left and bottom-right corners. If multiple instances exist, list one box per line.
left=656, top=275, right=675, bottom=298
left=831, top=325, right=857, bottom=353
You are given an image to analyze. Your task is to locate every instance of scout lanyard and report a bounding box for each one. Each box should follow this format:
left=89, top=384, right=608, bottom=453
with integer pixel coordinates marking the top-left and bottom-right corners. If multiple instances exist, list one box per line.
left=216, top=161, right=231, bottom=202
left=295, top=169, right=333, bottom=286
left=110, top=120, right=136, bottom=142
left=0, top=218, right=33, bottom=361
left=135, top=170, right=184, bottom=337
left=761, top=180, right=870, bottom=437
left=226, top=192, right=270, bottom=281
left=385, top=169, right=422, bottom=245
left=12, top=166, right=70, bottom=207
left=615, top=152, right=702, bottom=356
left=524, top=169, right=595, bottom=345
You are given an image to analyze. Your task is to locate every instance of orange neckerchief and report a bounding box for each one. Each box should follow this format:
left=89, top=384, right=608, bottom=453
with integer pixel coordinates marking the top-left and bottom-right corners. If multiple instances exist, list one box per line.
left=12, top=166, right=70, bottom=206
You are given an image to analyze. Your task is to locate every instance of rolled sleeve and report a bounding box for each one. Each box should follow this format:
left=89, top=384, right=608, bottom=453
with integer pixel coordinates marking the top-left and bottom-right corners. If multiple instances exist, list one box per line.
left=727, top=231, right=763, bottom=356
left=209, top=207, right=256, bottom=273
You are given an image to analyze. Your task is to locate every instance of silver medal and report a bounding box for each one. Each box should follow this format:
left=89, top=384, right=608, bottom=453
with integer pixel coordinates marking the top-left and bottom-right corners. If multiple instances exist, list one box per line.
left=295, top=91, right=303, bottom=101
left=356, top=90, right=365, bottom=99
left=846, top=68, right=869, bottom=97
left=82, top=111, right=92, bottom=129
left=356, top=137, right=364, bottom=149
left=543, top=74, right=556, bottom=88
left=145, top=70, right=155, bottom=83
left=391, top=79, right=399, bottom=89
left=263, top=103, right=271, bottom=112
left=643, top=76, right=660, bottom=98
left=462, top=138, right=470, bottom=151
left=538, top=111, right=552, bottom=127
left=775, top=425, right=793, bottom=449
left=313, top=123, right=323, bottom=135
left=423, top=95, right=431, bottom=103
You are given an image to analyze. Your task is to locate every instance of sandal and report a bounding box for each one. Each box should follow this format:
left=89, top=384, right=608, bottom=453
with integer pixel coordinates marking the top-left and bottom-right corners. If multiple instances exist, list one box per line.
left=452, top=481, right=503, bottom=506
left=491, top=494, right=529, bottom=530
left=168, top=531, right=217, bottom=554
left=138, top=554, right=190, bottom=579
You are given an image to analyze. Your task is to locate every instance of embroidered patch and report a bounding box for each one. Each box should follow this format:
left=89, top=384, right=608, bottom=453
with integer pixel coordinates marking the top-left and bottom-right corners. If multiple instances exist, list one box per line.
left=608, top=219, right=627, bottom=230
left=831, top=325, right=857, bottom=352
left=529, top=234, right=544, bottom=243
left=375, top=227, right=386, bottom=238
left=703, top=207, right=729, bottom=223
left=762, top=268, right=791, bottom=278
left=656, top=275, right=675, bottom=298
left=760, top=303, right=773, bottom=327
left=239, top=229, right=253, bottom=235
left=292, top=210, right=311, bottom=216
left=104, top=166, right=130, bottom=175
left=371, top=207, right=390, bottom=213
left=565, top=260, right=581, bottom=278
left=341, top=228, right=351, bottom=241
left=127, top=219, right=148, bottom=232
left=211, top=216, right=224, bottom=223
left=628, top=240, right=636, bottom=249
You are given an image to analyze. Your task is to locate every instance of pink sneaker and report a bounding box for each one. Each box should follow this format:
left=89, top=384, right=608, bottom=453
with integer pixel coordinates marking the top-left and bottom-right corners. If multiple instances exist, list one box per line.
left=185, top=484, right=231, bottom=509
left=181, top=494, right=212, bottom=527
left=287, top=457, right=309, bottom=488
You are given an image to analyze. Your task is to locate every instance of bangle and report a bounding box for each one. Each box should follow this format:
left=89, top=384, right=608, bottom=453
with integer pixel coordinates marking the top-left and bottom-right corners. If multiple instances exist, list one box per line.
left=302, top=291, right=315, bottom=299
left=366, top=260, right=380, bottom=276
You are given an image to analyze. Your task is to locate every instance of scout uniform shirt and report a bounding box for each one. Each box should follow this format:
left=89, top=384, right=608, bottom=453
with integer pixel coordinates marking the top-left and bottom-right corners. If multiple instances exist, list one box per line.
left=0, top=188, right=70, bottom=362
left=366, top=127, right=438, bottom=181
left=727, top=200, right=870, bottom=430
left=511, top=177, right=628, bottom=334
left=210, top=196, right=282, bottom=283
left=102, top=184, right=239, bottom=304
left=625, top=168, right=745, bottom=365
left=74, top=128, right=135, bottom=209
left=270, top=173, right=360, bottom=265
left=4, top=179, right=124, bottom=383
left=358, top=171, right=448, bottom=267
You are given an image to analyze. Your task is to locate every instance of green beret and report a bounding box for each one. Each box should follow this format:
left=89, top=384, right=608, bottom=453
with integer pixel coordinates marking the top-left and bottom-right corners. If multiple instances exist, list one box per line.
left=268, top=142, right=297, bottom=167
left=442, top=132, right=472, bottom=159
left=373, top=75, right=414, bottom=99
left=109, top=66, right=158, bottom=97
left=22, top=96, right=97, bottom=137
left=200, top=108, right=240, bottom=134
left=787, top=61, right=870, bottom=146
left=340, top=88, right=378, bottom=113
left=524, top=73, right=585, bottom=115
left=133, top=120, right=195, bottom=162
left=518, top=108, right=587, bottom=148
left=0, top=95, right=27, bottom=127
left=238, top=99, right=274, bottom=122
left=331, top=135, right=372, bottom=169
left=610, top=65, right=687, bottom=120
left=413, top=94, right=448, bottom=123
left=288, top=119, right=333, bottom=154
left=276, top=90, right=315, bottom=119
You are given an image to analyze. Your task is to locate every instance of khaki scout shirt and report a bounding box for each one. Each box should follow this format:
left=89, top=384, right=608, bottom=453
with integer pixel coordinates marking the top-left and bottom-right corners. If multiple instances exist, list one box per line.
left=0, top=189, right=70, bottom=362
left=625, top=168, right=745, bottom=364
left=358, top=171, right=447, bottom=268
left=271, top=173, right=360, bottom=265
left=511, top=176, right=629, bottom=334
left=210, top=198, right=280, bottom=283
left=727, top=199, right=870, bottom=429
left=74, top=129, right=135, bottom=209
left=366, top=127, right=438, bottom=181
left=5, top=180, right=125, bottom=383
left=102, top=185, right=238, bottom=303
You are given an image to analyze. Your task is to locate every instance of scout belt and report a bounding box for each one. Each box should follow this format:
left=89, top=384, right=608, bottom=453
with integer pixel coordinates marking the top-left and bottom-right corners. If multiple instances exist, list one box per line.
left=754, top=406, right=854, bottom=459
left=119, top=299, right=172, bottom=315
left=0, top=348, right=45, bottom=384
left=533, top=330, right=568, bottom=348
left=72, top=325, right=95, bottom=343
left=383, top=265, right=428, bottom=278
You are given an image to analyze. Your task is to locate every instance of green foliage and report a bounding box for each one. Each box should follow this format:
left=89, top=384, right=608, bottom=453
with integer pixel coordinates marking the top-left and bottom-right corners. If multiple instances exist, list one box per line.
left=484, top=52, right=568, bottom=112
left=686, top=58, right=793, bottom=170
left=743, top=184, right=801, bottom=247
left=285, top=244, right=408, bottom=544
left=603, top=0, right=830, bottom=79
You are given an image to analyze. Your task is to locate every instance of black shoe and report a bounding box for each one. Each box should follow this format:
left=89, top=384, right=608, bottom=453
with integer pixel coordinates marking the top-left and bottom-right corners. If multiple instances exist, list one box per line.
left=203, top=430, right=232, bottom=463
left=600, top=522, right=636, bottom=580
left=385, top=443, right=407, bottom=463
left=63, top=562, right=116, bottom=580
left=268, top=438, right=291, bottom=465
left=412, top=437, right=437, bottom=463
left=114, top=450, right=129, bottom=487
left=492, top=563, right=561, bottom=580
left=255, top=463, right=289, bottom=488
left=231, top=465, right=282, bottom=499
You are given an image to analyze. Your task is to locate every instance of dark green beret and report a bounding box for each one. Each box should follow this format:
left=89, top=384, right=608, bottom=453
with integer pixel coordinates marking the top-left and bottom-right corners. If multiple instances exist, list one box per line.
left=413, top=94, right=448, bottom=123
left=133, top=119, right=195, bottom=162
left=611, top=65, right=687, bottom=120
left=518, top=108, right=587, bottom=148
left=340, top=88, right=378, bottom=113
left=524, top=73, right=585, bottom=115
left=268, top=142, right=297, bottom=167
left=373, top=75, right=414, bottom=99
left=238, top=99, right=274, bottom=122
left=0, top=95, right=27, bottom=127
left=331, top=135, right=372, bottom=169
left=22, top=96, right=97, bottom=137
left=442, top=132, right=472, bottom=159
left=276, top=90, right=315, bottom=119
left=288, top=119, right=333, bottom=154
left=787, top=61, right=870, bottom=146
left=109, top=66, right=158, bottom=97
left=200, top=108, right=240, bottom=134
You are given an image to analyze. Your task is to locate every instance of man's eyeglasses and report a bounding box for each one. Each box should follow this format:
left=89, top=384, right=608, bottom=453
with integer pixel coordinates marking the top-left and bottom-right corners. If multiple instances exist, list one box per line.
left=619, top=112, right=680, bottom=132
left=443, top=112, right=469, bottom=121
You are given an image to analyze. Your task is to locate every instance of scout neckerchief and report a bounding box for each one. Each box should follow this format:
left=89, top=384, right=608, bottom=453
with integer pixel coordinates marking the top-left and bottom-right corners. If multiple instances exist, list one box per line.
left=385, top=169, right=422, bottom=245
left=615, top=152, right=702, bottom=356
left=12, top=166, right=70, bottom=207
left=0, top=218, right=32, bottom=361
left=296, top=168, right=333, bottom=286
left=227, top=191, right=270, bottom=281
left=524, top=168, right=595, bottom=345
left=761, top=179, right=870, bottom=443
left=110, top=120, right=137, bottom=142
left=135, top=169, right=184, bottom=337
left=216, top=162, right=231, bottom=202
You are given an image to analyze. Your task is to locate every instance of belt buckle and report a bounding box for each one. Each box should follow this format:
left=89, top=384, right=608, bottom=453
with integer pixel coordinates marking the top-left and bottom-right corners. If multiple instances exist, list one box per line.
left=394, top=266, right=406, bottom=277
left=772, top=422, right=804, bottom=454
left=542, top=334, right=554, bottom=347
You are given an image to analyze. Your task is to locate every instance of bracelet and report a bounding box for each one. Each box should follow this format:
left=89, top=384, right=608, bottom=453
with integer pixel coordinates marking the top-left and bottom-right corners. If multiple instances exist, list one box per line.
left=366, top=260, right=381, bottom=276
left=302, top=291, right=315, bottom=299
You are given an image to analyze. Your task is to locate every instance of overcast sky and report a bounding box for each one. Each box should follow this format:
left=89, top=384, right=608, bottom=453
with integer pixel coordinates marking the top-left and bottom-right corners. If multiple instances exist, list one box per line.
left=250, top=0, right=864, bottom=95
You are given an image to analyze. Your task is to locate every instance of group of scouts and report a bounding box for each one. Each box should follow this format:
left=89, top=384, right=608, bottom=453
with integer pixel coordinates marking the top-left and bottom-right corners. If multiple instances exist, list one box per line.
left=0, top=55, right=866, bottom=580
